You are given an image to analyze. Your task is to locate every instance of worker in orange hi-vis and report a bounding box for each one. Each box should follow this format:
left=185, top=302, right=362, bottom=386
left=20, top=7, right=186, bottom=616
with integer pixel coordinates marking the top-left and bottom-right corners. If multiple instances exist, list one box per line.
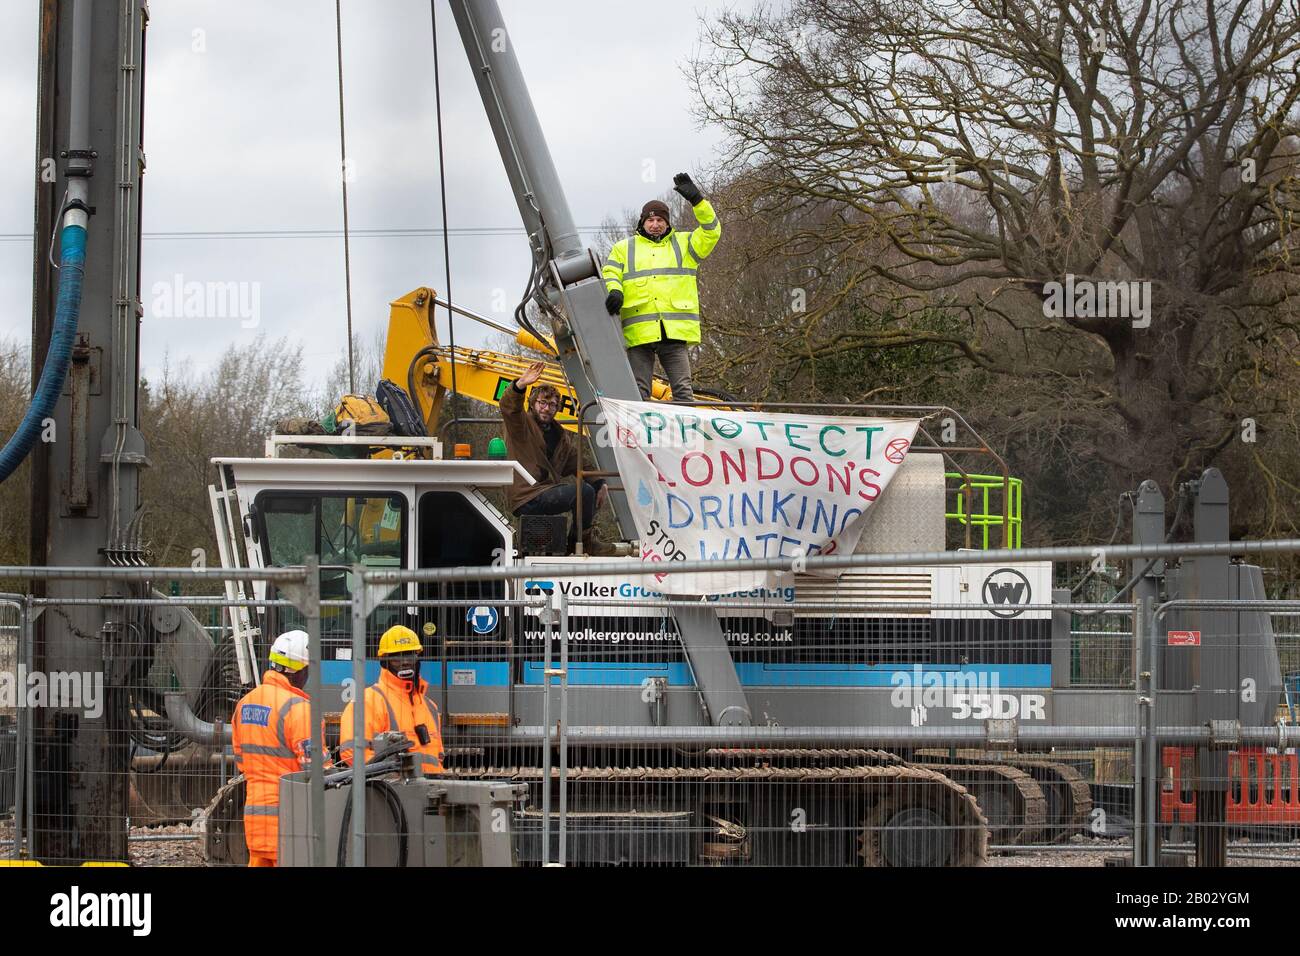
left=338, top=624, right=445, bottom=776
left=231, top=630, right=325, bottom=867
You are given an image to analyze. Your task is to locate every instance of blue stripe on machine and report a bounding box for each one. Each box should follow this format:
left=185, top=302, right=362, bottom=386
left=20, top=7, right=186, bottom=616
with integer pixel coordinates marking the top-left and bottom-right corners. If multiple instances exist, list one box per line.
left=523, top=662, right=693, bottom=686
left=322, top=661, right=381, bottom=685
left=320, top=661, right=511, bottom=687
left=521, top=662, right=1051, bottom=688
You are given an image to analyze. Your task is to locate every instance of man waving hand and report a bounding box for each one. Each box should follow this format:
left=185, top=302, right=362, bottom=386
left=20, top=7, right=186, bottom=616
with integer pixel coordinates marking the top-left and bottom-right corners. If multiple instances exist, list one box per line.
left=602, top=172, right=721, bottom=403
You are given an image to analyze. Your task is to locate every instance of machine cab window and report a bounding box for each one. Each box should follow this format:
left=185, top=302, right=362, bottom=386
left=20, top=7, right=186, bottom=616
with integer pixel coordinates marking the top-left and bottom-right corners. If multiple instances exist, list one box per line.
left=255, top=491, right=408, bottom=655
left=415, top=490, right=509, bottom=656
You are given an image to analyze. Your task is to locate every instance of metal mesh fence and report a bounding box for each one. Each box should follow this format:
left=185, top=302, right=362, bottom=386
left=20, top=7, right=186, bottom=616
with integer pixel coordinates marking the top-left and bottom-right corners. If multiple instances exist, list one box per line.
left=1272, top=612, right=1300, bottom=695
left=0, top=558, right=1299, bottom=867
left=0, top=600, right=20, bottom=861
left=1070, top=609, right=1135, bottom=689
left=498, top=592, right=1104, bottom=864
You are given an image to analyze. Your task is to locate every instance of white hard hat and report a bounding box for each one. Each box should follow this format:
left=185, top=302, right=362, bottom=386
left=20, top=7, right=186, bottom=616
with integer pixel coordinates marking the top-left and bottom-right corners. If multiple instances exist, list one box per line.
left=269, top=629, right=310, bottom=671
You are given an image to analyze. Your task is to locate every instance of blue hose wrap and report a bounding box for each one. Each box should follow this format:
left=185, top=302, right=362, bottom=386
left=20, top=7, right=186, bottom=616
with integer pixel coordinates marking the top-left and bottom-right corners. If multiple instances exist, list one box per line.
left=0, top=222, right=86, bottom=481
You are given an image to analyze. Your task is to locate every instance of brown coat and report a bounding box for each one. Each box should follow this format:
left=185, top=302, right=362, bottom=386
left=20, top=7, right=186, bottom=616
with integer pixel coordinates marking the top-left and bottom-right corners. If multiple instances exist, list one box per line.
left=500, top=383, right=581, bottom=513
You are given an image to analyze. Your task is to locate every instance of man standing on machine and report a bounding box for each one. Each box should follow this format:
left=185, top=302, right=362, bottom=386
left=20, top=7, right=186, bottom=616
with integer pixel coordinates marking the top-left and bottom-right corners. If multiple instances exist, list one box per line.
left=601, top=172, right=722, bottom=403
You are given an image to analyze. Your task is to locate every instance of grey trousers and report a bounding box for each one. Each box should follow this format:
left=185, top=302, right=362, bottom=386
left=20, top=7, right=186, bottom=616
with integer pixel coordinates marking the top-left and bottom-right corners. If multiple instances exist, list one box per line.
left=627, top=339, right=694, bottom=402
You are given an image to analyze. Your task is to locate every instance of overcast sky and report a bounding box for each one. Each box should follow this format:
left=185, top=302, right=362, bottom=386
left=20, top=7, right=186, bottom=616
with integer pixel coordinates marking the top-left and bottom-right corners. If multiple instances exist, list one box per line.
left=0, top=0, right=750, bottom=387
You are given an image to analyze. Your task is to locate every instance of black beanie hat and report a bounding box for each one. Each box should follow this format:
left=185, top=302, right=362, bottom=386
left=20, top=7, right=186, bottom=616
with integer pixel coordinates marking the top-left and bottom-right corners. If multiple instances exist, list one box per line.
left=638, top=199, right=671, bottom=229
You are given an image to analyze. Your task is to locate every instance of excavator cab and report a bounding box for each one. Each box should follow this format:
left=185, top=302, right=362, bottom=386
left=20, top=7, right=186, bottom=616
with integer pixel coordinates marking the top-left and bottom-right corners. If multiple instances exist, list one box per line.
left=209, top=454, right=526, bottom=711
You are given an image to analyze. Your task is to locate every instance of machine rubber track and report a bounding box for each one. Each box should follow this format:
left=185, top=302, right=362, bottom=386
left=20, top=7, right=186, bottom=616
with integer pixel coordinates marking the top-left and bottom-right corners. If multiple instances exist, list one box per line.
left=912, top=761, right=1047, bottom=844
left=918, top=750, right=1093, bottom=842
left=698, top=747, right=905, bottom=764
left=200, top=774, right=248, bottom=866
left=199, top=750, right=990, bottom=866
left=447, top=748, right=989, bottom=867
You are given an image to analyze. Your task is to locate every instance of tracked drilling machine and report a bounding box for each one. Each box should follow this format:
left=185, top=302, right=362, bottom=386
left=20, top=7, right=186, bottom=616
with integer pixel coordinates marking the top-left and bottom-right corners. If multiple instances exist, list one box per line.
left=21, top=0, right=236, bottom=864
left=15, top=0, right=1289, bottom=868
left=19, top=0, right=149, bottom=864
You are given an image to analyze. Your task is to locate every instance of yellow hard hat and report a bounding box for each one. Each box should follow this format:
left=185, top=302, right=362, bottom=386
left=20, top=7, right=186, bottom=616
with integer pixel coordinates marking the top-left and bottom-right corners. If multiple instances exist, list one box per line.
left=377, top=625, right=423, bottom=657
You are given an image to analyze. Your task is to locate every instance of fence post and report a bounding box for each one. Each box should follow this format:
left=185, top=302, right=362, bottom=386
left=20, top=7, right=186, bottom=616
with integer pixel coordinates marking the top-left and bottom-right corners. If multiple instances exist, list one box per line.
left=303, top=556, right=326, bottom=867
left=22, top=596, right=34, bottom=860
left=1133, top=599, right=1146, bottom=867
left=11, top=600, right=27, bottom=860
left=350, top=564, right=368, bottom=867
left=1051, top=588, right=1071, bottom=689
left=558, top=588, right=569, bottom=867
left=1144, top=595, right=1160, bottom=866
left=540, top=588, right=555, bottom=866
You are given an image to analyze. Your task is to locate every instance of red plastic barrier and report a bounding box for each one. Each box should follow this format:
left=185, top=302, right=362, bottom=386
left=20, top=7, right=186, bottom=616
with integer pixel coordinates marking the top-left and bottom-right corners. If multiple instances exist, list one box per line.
left=1160, top=746, right=1300, bottom=825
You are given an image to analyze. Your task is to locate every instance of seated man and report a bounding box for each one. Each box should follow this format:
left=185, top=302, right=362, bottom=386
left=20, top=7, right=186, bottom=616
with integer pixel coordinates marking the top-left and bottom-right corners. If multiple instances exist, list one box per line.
left=501, top=362, right=613, bottom=555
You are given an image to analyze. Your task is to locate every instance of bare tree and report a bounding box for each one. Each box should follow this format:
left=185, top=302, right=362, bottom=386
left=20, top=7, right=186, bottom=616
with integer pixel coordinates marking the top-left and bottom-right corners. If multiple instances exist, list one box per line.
left=692, top=0, right=1300, bottom=537
left=313, top=327, right=388, bottom=415
left=0, top=339, right=31, bottom=569
left=141, top=336, right=311, bottom=568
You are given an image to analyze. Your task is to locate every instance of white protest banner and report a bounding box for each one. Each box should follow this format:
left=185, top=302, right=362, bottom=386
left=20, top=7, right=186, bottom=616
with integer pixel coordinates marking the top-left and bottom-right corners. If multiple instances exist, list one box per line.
left=597, top=397, right=921, bottom=595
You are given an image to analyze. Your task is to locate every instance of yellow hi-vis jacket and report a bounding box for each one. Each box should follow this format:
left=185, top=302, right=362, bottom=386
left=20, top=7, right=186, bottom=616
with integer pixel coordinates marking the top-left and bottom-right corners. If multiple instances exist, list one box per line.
left=602, top=198, right=721, bottom=347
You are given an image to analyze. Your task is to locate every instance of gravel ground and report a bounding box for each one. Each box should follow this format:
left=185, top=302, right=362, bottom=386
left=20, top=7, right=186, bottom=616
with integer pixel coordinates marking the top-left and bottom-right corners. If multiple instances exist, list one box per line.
left=989, top=835, right=1300, bottom=867
left=0, top=817, right=205, bottom=866
left=127, top=823, right=205, bottom=867
left=5, top=813, right=1299, bottom=867
left=114, top=831, right=1300, bottom=867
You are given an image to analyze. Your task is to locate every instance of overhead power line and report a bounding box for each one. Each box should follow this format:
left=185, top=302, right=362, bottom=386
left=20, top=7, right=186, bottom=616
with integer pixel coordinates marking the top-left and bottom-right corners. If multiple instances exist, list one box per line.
left=0, top=226, right=609, bottom=242
left=333, top=0, right=356, bottom=392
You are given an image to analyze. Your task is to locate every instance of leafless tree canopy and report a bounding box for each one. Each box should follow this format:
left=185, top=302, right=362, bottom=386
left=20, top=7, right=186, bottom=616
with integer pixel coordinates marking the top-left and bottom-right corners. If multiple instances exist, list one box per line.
left=691, top=0, right=1300, bottom=539
left=140, top=337, right=313, bottom=570
left=0, top=339, right=31, bottom=568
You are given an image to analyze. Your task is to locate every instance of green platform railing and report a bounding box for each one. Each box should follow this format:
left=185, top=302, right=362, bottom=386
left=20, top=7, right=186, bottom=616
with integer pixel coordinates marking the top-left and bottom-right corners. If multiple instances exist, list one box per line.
left=945, top=472, right=1022, bottom=549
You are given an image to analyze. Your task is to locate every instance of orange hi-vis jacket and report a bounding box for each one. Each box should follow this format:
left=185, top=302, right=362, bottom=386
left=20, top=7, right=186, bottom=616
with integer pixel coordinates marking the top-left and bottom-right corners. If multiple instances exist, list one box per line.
left=338, top=667, right=445, bottom=776
left=231, top=670, right=321, bottom=859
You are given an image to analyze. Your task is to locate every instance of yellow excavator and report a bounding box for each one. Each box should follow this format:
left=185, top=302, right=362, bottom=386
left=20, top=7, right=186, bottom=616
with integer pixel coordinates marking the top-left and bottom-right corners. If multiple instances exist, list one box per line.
left=311, top=285, right=665, bottom=550
left=380, top=286, right=726, bottom=435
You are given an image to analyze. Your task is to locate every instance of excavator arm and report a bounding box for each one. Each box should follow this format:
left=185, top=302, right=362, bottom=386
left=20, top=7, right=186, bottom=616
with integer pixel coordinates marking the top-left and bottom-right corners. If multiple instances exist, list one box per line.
left=381, top=287, right=681, bottom=435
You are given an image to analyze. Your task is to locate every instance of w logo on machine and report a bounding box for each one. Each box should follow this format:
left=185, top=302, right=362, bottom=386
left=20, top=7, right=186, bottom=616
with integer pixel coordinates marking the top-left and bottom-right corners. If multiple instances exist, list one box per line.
left=981, top=568, right=1032, bottom=619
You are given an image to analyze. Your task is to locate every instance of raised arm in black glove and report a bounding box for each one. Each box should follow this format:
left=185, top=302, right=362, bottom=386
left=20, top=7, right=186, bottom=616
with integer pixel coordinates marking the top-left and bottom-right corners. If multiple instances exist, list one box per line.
left=673, top=173, right=703, bottom=205
left=605, top=289, right=624, bottom=315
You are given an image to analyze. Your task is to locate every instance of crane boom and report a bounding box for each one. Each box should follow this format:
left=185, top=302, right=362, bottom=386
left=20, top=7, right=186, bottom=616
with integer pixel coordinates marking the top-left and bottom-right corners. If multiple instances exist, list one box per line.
left=445, top=2, right=753, bottom=725
left=448, top=0, right=641, bottom=537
